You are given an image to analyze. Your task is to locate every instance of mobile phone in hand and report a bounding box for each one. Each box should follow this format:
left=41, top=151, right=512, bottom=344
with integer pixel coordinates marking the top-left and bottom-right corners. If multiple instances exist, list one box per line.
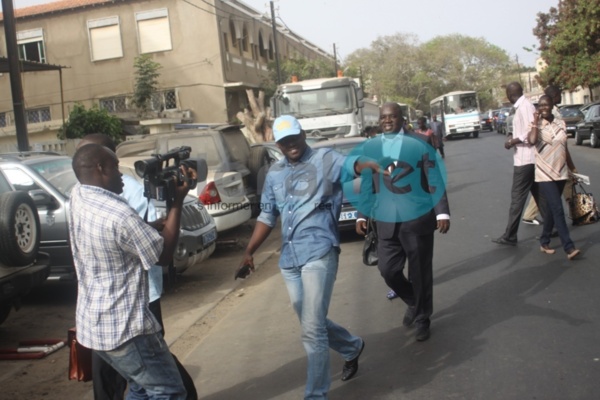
left=235, top=264, right=252, bottom=280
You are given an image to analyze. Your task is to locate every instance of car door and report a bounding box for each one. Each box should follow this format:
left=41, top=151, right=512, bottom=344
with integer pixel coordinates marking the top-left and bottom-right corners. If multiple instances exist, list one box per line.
left=588, top=105, right=600, bottom=137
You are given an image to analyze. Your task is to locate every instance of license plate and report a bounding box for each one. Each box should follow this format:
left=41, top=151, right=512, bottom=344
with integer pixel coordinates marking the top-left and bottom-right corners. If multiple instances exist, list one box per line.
left=202, top=229, right=217, bottom=245
left=339, top=211, right=358, bottom=221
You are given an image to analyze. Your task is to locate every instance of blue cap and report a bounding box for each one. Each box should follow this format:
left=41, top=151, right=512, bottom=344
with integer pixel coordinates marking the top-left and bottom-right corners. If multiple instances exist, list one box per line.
left=273, top=115, right=302, bottom=142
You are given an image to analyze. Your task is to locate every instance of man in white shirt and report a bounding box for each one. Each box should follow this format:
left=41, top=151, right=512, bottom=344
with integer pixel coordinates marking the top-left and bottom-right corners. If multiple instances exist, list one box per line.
left=493, top=82, right=543, bottom=245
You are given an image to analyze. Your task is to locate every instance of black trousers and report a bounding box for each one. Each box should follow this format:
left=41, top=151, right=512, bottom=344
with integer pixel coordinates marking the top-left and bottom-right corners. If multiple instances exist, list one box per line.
left=502, top=164, right=545, bottom=241
left=377, top=225, right=434, bottom=328
left=92, top=299, right=198, bottom=400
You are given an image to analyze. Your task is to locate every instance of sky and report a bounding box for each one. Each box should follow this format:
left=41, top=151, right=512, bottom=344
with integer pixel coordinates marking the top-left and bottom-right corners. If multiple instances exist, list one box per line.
left=6, top=0, right=559, bottom=67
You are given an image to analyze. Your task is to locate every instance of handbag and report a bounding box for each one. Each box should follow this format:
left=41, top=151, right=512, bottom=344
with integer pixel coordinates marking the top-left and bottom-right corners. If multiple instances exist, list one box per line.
left=570, top=181, right=600, bottom=226
left=362, top=219, right=378, bottom=266
left=68, top=327, right=93, bottom=382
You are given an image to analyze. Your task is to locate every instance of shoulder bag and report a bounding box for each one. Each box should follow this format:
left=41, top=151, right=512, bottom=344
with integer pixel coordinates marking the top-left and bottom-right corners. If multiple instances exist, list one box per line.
left=570, top=181, right=600, bottom=226
left=68, top=327, right=93, bottom=382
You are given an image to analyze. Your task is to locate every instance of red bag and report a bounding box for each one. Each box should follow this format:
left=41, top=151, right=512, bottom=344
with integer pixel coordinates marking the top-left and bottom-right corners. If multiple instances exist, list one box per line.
left=68, top=328, right=92, bottom=382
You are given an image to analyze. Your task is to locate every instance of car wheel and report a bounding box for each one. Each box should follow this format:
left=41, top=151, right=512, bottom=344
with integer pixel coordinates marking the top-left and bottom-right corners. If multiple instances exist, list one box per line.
left=575, top=130, right=583, bottom=145
left=591, top=132, right=600, bottom=148
left=0, top=303, right=11, bottom=325
left=248, top=146, right=271, bottom=192
left=473, top=131, right=479, bottom=138
left=0, top=191, right=41, bottom=267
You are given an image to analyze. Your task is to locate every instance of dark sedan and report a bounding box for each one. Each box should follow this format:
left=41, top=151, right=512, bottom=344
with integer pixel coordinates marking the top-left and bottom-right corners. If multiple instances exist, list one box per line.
left=480, top=113, right=493, bottom=132
left=575, top=102, right=600, bottom=148
left=559, top=104, right=584, bottom=137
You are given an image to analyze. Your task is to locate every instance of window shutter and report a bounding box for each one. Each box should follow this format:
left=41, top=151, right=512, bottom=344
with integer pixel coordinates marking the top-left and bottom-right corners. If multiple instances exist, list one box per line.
left=90, top=24, right=123, bottom=61
left=136, top=9, right=172, bottom=54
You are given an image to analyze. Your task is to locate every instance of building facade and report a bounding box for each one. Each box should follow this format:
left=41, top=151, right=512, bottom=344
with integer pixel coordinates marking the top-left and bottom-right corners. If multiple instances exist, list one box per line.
left=0, top=0, right=331, bottom=151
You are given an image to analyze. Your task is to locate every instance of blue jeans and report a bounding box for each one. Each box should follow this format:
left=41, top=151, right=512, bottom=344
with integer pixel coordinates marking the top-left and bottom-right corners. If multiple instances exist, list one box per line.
left=96, top=333, right=187, bottom=400
left=538, top=180, right=575, bottom=253
left=281, top=248, right=363, bottom=400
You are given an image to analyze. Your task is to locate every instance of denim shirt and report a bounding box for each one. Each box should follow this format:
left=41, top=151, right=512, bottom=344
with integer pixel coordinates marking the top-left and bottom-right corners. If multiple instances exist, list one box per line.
left=257, top=146, right=356, bottom=268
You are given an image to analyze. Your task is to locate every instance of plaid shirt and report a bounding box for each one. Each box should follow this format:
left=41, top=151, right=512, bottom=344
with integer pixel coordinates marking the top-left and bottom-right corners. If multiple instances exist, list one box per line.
left=69, top=183, right=163, bottom=351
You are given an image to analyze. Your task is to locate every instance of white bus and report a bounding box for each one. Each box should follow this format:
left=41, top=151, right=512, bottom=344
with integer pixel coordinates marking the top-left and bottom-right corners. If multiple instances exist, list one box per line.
left=397, top=103, right=417, bottom=125
left=429, top=91, right=481, bottom=139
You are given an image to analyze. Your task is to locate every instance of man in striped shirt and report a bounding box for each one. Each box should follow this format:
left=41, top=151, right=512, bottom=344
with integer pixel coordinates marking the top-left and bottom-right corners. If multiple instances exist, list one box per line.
left=493, top=82, right=543, bottom=246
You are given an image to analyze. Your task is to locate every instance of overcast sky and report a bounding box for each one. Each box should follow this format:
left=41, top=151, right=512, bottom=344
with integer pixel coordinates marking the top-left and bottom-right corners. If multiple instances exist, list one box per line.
left=6, top=0, right=559, bottom=67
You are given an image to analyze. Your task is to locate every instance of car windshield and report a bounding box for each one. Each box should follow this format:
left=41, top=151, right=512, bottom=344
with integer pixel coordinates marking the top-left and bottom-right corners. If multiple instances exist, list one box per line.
left=168, top=136, right=220, bottom=168
left=559, top=107, right=583, bottom=118
left=29, top=158, right=78, bottom=197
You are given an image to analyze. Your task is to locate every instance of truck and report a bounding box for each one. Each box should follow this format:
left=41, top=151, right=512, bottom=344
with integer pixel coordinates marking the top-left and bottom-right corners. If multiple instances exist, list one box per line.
left=270, top=76, right=380, bottom=138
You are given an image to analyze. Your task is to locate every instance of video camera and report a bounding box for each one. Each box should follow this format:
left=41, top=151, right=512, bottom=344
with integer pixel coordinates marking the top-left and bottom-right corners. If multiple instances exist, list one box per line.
left=134, top=146, right=207, bottom=204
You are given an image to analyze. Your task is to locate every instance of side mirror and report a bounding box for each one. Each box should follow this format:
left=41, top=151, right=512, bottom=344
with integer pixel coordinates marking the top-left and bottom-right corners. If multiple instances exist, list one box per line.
left=356, top=88, right=364, bottom=102
left=29, top=189, right=57, bottom=208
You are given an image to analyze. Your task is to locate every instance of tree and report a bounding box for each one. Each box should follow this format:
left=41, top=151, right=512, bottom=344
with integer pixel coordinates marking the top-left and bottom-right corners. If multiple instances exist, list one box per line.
left=345, top=33, right=513, bottom=112
left=533, top=0, right=600, bottom=96
left=132, top=54, right=162, bottom=115
left=57, top=104, right=122, bottom=143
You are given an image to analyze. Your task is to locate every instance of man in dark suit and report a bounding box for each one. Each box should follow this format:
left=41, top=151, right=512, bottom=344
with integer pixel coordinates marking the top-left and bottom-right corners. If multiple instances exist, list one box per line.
left=356, top=102, right=450, bottom=341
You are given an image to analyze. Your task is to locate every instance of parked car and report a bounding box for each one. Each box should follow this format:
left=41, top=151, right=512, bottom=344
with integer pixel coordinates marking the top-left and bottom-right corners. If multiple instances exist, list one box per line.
left=0, top=170, right=50, bottom=325
left=558, top=105, right=584, bottom=137
left=116, top=125, right=260, bottom=231
left=0, top=152, right=215, bottom=279
left=505, top=107, right=516, bottom=136
left=480, top=113, right=493, bottom=132
left=574, top=102, right=600, bottom=147
left=496, top=107, right=512, bottom=134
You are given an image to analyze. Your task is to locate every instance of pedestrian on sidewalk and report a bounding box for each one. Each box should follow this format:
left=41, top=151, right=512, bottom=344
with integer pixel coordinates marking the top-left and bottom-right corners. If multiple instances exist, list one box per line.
left=528, top=95, right=580, bottom=260
left=238, top=115, right=381, bottom=399
left=430, top=114, right=445, bottom=159
left=493, top=82, right=544, bottom=246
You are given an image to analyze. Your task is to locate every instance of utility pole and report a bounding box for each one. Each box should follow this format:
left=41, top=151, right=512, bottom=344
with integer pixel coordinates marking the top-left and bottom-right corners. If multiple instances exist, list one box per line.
left=270, top=1, right=282, bottom=85
left=2, top=0, right=29, bottom=151
left=333, top=43, right=338, bottom=76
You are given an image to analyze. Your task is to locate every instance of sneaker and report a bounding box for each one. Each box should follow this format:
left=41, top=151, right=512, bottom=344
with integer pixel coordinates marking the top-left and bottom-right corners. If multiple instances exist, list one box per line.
left=522, top=219, right=540, bottom=225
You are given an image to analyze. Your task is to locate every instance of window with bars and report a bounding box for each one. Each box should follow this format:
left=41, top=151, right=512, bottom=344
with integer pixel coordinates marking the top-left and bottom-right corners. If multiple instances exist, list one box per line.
left=17, top=28, right=47, bottom=63
left=0, top=113, right=6, bottom=127
left=26, top=107, right=51, bottom=123
left=99, top=96, right=127, bottom=113
left=151, top=90, right=177, bottom=111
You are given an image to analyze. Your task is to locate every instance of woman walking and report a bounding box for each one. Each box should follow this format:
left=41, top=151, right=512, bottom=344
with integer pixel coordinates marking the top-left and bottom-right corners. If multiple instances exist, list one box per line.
left=528, top=95, right=580, bottom=260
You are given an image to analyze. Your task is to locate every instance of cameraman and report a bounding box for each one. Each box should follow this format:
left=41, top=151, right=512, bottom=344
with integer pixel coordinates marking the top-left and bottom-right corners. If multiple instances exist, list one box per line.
left=76, top=134, right=197, bottom=399
left=70, top=142, right=196, bottom=399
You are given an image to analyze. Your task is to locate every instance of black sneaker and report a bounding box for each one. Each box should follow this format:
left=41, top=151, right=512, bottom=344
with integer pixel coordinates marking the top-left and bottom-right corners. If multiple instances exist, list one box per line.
left=492, top=237, right=517, bottom=246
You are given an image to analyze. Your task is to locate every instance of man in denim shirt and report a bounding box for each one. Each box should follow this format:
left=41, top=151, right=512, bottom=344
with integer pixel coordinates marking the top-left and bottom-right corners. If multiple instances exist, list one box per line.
left=239, top=115, right=379, bottom=399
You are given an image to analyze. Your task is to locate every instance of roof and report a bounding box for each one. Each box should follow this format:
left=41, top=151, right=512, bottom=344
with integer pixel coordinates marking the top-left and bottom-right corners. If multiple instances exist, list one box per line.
left=0, top=57, right=66, bottom=73
left=0, top=0, right=121, bottom=21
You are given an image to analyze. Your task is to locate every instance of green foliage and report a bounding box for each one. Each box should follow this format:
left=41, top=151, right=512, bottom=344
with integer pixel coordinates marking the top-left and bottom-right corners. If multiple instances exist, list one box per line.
left=57, top=104, right=122, bottom=142
left=345, top=33, right=514, bottom=112
left=534, top=0, right=600, bottom=92
left=132, top=55, right=162, bottom=114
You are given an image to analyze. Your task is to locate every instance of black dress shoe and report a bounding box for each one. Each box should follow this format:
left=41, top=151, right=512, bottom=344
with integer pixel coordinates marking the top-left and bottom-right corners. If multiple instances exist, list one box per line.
left=341, top=340, right=365, bottom=381
left=492, top=237, right=517, bottom=246
left=403, top=306, right=416, bottom=327
left=416, top=326, right=430, bottom=342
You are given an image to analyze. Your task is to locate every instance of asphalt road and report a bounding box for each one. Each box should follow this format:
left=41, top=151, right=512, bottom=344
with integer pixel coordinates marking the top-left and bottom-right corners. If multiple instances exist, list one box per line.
left=1, top=129, right=599, bottom=399
left=185, top=130, right=600, bottom=400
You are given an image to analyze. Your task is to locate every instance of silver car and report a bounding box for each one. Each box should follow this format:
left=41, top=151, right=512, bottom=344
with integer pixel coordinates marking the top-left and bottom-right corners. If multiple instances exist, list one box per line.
left=0, top=153, right=217, bottom=280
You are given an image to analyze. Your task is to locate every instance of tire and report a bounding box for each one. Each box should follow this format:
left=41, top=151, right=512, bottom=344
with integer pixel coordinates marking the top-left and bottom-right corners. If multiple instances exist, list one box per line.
left=0, top=191, right=41, bottom=267
left=575, top=130, right=583, bottom=145
left=464, top=132, right=471, bottom=138
left=248, top=146, right=271, bottom=191
left=473, top=131, right=479, bottom=138
left=0, top=303, right=11, bottom=325
left=591, top=132, right=600, bottom=148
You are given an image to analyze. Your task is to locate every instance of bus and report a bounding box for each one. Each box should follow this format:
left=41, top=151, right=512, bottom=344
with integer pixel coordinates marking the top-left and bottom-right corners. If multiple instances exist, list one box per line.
left=429, top=91, right=481, bottom=139
left=397, top=103, right=417, bottom=126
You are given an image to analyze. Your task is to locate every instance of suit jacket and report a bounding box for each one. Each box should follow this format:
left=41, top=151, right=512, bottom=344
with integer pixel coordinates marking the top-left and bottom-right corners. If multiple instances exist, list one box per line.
left=357, top=132, right=450, bottom=239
